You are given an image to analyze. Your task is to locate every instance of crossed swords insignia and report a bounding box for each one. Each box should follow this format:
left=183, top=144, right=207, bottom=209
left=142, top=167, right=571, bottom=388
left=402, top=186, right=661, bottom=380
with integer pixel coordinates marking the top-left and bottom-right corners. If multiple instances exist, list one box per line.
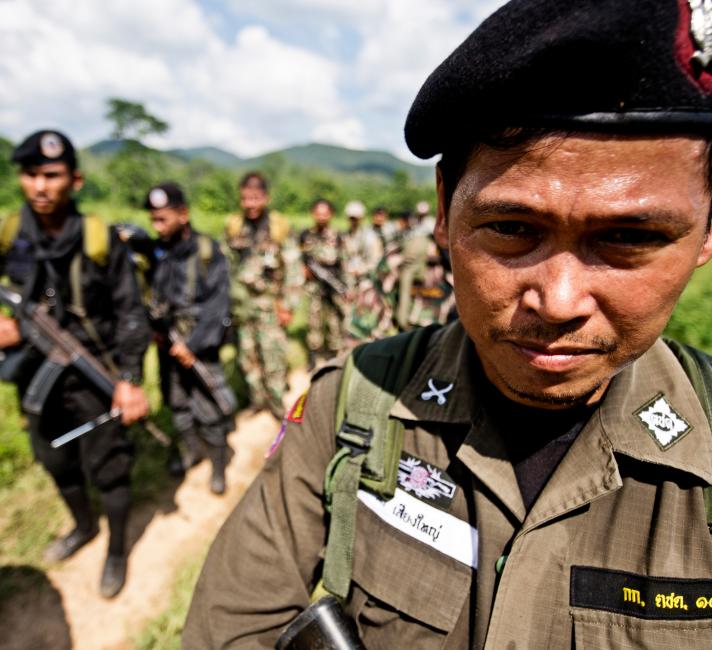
left=420, top=378, right=454, bottom=405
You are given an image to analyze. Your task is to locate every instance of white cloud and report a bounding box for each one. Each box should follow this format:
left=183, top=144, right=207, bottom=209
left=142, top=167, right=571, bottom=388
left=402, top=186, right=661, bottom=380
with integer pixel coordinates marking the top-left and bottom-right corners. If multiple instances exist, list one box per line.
left=312, top=118, right=366, bottom=150
left=0, top=0, right=509, bottom=160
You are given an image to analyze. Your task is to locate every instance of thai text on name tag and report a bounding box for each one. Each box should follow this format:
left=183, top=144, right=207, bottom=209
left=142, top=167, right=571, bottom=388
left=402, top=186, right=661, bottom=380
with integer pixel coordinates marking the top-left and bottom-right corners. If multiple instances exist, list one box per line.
left=358, top=488, right=478, bottom=569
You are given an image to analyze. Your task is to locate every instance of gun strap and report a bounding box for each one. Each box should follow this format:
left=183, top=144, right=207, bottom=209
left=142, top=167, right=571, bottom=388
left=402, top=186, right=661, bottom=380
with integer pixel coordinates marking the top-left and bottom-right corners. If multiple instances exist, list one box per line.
left=320, top=325, right=438, bottom=600
left=68, top=250, right=120, bottom=378
left=664, top=339, right=712, bottom=532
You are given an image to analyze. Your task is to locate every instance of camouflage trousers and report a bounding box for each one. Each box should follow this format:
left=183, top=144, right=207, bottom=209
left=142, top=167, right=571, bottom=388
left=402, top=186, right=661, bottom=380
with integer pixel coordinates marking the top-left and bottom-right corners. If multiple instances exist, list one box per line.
left=304, top=280, right=344, bottom=356
left=236, top=308, right=289, bottom=419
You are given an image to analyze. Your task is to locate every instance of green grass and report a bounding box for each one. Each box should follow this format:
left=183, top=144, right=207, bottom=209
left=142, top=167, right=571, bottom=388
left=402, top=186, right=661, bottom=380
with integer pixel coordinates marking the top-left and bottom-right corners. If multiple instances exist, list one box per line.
left=132, top=546, right=208, bottom=650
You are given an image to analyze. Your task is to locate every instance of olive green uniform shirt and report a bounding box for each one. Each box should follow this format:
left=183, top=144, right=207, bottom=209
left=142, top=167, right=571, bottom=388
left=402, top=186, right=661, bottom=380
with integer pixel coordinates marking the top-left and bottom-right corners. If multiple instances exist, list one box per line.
left=184, top=321, right=712, bottom=649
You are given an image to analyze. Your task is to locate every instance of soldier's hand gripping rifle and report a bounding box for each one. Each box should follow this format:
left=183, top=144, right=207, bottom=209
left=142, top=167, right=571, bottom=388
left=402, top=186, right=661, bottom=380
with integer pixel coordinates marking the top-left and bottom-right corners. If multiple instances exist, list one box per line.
left=304, top=257, right=349, bottom=297
left=148, top=307, right=237, bottom=417
left=0, top=284, right=169, bottom=448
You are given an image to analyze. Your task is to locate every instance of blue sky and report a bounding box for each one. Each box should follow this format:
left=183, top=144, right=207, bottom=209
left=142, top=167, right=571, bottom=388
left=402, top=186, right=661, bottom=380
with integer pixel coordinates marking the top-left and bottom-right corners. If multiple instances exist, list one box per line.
left=0, top=0, right=507, bottom=162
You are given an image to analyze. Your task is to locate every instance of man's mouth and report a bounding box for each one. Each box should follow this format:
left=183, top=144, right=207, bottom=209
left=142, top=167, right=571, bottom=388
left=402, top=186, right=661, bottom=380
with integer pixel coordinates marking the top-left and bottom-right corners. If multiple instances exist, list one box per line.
left=507, top=340, right=606, bottom=371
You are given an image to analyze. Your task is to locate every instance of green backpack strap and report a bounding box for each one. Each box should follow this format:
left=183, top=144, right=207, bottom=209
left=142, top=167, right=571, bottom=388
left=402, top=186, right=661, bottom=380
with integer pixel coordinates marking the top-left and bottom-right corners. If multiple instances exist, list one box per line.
left=0, top=213, right=21, bottom=256
left=320, top=324, right=438, bottom=600
left=664, top=338, right=712, bottom=532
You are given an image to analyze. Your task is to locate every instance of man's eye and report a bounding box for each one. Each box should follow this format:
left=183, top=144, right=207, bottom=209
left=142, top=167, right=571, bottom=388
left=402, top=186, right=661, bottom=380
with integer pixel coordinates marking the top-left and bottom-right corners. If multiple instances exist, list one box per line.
left=600, top=229, right=669, bottom=246
left=483, top=221, right=536, bottom=237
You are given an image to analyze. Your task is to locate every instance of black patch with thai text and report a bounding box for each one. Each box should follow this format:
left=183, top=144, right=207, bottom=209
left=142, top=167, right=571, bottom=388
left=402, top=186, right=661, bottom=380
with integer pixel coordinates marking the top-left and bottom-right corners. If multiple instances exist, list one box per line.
left=570, top=566, right=712, bottom=620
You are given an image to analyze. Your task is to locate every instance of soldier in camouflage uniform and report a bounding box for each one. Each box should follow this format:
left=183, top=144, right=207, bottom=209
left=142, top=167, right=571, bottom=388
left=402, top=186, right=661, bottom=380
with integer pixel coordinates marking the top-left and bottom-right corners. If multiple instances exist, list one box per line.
left=299, top=199, right=347, bottom=367
left=224, top=172, right=301, bottom=420
left=341, top=200, right=383, bottom=285
left=346, top=221, right=455, bottom=344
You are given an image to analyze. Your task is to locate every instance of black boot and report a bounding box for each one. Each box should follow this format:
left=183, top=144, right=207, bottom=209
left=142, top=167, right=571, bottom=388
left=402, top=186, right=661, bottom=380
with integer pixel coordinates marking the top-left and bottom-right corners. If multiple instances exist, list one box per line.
left=167, top=429, right=204, bottom=476
left=100, top=552, right=127, bottom=599
left=44, top=485, right=98, bottom=562
left=207, top=444, right=227, bottom=495
left=44, top=525, right=99, bottom=563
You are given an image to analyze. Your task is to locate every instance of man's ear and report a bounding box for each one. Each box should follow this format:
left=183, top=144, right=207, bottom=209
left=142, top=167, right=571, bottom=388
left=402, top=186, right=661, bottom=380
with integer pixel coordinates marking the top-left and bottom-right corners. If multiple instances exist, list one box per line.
left=179, top=206, right=190, bottom=226
left=71, top=169, right=84, bottom=193
left=696, top=214, right=712, bottom=267
left=434, top=164, right=449, bottom=250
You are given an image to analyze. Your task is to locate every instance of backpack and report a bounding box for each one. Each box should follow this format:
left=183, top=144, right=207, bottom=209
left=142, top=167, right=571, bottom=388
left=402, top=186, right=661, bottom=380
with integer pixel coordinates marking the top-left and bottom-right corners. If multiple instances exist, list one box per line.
left=317, top=331, right=712, bottom=602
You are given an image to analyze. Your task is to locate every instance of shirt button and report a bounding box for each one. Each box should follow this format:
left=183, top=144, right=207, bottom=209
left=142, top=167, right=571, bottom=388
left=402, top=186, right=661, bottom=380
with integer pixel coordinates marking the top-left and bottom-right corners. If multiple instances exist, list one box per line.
left=45, top=288, right=56, bottom=298
left=495, top=555, right=508, bottom=574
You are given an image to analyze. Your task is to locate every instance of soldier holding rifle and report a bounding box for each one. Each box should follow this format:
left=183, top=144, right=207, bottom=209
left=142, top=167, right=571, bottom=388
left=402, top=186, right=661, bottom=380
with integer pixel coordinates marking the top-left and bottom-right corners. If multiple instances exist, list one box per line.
left=299, top=198, right=347, bottom=368
left=0, top=130, right=150, bottom=598
left=145, top=182, right=235, bottom=495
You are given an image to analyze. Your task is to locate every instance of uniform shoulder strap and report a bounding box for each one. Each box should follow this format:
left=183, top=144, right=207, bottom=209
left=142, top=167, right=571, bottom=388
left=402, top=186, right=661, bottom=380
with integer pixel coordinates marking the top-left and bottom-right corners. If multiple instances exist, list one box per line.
left=318, top=324, right=439, bottom=601
left=82, top=214, right=110, bottom=267
left=196, top=233, right=214, bottom=270
left=0, top=213, right=21, bottom=256
left=185, top=233, right=215, bottom=304
left=269, top=212, right=290, bottom=244
left=664, top=338, right=712, bottom=532
left=225, top=213, right=244, bottom=241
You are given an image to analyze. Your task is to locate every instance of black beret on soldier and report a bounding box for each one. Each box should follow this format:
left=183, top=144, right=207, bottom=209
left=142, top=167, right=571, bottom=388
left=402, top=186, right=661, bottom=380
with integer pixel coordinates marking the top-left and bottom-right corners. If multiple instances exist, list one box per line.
left=405, top=0, right=712, bottom=159
left=11, top=130, right=77, bottom=170
left=143, top=181, right=187, bottom=210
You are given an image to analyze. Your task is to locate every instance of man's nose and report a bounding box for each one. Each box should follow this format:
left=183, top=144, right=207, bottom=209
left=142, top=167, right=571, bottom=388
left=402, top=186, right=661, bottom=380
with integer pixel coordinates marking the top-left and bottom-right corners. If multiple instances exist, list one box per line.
left=520, top=252, right=597, bottom=324
left=34, top=175, right=47, bottom=192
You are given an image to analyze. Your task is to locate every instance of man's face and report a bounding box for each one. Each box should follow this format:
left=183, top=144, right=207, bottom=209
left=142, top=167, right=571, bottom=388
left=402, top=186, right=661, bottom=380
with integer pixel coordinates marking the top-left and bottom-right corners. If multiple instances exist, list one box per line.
left=435, top=134, right=712, bottom=408
left=312, top=202, right=333, bottom=228
left=372, top=210, right=387, bottom=227
left=150, top=206, right=189, bottom=242
left=240, top=186, right=269, bottom=220
left=19, top=162, right=82, bottom=216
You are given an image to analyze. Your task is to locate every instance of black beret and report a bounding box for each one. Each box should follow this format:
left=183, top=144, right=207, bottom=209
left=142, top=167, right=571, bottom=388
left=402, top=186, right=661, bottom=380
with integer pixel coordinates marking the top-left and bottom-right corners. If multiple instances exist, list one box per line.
left=143, top=181, right=187, bottom=210
left=11, top=130, right=77, bottom=169
left=405, top=0, right=712, bottom=159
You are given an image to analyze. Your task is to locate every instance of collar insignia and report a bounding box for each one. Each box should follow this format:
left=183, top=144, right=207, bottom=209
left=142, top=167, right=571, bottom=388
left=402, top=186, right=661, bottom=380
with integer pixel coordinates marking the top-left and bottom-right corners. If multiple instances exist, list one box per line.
left=689, top=0, right=712, bottom=70
left=420, top=378, right=454, bottom=405
left=636, top=394, right=691, bottom=450
left=397, top=453, right=457, bottom=508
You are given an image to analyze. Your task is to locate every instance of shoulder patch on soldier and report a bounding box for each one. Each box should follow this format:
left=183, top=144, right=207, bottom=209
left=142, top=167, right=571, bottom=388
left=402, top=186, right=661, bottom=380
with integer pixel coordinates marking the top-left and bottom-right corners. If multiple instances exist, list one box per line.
left=287, top=391, right=308, bottom=423
left=635, top=393, right=692, bottom=450
left=266, top=419, right=287, bottom=459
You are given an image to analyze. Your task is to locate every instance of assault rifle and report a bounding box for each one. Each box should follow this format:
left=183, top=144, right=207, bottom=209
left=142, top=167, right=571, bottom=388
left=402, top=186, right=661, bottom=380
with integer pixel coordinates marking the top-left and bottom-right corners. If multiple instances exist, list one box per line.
left=304, top=257, right=349, bottom=297
left=148, top=306, right=237, bottom=417
left=0, top=284, right=169, bottom=448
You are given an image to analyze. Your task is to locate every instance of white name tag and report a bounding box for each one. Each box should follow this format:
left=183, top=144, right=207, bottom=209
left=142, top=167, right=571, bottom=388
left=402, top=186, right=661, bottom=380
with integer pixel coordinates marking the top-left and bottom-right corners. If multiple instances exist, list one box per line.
left=358, top=488, right=478, bottom=569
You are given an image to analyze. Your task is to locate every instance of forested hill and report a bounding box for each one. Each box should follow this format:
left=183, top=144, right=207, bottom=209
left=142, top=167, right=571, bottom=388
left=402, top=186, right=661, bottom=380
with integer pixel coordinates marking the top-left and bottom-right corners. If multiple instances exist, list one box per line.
left=89, top=140, right=433, bottom=184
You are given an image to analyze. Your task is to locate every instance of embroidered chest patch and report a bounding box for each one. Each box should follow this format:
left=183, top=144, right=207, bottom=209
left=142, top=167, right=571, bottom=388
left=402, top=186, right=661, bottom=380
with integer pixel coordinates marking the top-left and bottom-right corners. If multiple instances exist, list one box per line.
left=397, top=453, right=457, bottom=509
left=571, top=566, right=712, bottom=620
left=635, top=394, right=692, bottom=450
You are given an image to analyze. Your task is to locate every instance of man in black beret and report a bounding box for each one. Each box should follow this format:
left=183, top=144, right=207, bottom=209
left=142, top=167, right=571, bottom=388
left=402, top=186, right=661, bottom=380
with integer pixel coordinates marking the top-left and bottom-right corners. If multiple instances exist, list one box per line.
left=184, top=2, right=712, bottom=647
left=145, top=181, right=236, bottom=495
left=0, top=130, right=152, bottom=598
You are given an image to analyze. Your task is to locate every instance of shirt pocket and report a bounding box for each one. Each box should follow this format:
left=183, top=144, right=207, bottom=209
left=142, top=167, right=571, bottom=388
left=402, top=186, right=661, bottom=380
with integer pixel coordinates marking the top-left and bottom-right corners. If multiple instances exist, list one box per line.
left=349, top=503, right=473, bottom=649
left=571, top=608, right=712, bottom=649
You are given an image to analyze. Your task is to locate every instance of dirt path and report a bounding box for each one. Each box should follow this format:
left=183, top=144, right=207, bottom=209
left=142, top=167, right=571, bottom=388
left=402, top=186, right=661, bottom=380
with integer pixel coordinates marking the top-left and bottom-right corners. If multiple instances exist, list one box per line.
left=1, top=370, right=310, bottom=650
